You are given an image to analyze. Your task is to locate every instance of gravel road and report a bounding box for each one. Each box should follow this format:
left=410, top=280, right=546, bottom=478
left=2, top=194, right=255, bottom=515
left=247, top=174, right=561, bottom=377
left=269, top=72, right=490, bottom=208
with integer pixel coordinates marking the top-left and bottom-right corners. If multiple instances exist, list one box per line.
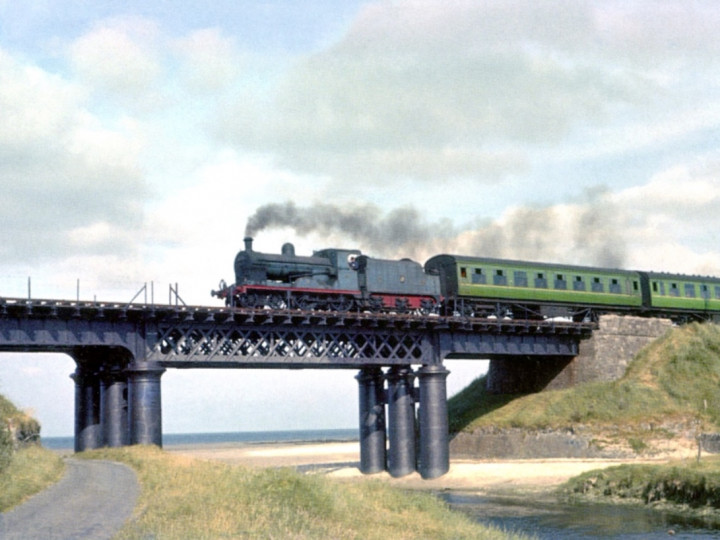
left=0, top=458, right=139, bottom=540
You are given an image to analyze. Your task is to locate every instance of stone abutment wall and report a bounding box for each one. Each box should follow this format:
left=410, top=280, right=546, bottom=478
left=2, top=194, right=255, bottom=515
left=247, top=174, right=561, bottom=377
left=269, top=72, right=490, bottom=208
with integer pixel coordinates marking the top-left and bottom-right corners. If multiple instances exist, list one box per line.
left=486, top=314, right=673, bottom=394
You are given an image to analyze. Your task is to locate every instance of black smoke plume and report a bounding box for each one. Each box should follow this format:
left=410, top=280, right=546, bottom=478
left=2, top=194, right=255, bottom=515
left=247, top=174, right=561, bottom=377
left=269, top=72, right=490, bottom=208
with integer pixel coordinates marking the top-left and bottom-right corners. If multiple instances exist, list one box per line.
left=244, top=202, right=456, bottom=257
left=244, top=197, right=627, bottom=267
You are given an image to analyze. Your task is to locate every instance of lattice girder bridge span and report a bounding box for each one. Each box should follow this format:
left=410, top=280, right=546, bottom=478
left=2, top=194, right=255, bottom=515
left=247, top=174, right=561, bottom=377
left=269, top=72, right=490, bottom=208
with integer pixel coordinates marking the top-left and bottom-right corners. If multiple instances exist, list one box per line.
left=0, top=298, right=593, bottom=479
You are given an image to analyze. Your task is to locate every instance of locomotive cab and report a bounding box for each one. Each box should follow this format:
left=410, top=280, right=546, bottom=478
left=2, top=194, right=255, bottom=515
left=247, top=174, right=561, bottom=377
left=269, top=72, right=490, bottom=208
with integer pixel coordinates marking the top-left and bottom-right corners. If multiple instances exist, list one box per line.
left=312, top=248, right=362, bottom=290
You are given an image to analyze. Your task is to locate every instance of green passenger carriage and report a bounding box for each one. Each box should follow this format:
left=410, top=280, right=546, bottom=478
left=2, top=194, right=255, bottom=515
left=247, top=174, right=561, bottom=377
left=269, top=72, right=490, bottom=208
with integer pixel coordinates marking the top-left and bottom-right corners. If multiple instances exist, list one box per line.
left=423, top=255, right=720, bottom=322
left=645, top=272, right=720, bottom=316
left=424, top=254, right=643, bottom=320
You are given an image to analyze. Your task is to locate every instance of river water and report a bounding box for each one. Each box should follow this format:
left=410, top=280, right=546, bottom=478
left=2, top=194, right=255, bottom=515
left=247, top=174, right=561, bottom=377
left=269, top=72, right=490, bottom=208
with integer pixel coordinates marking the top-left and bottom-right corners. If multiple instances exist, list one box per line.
left=441, top=492, right=720, bottom=539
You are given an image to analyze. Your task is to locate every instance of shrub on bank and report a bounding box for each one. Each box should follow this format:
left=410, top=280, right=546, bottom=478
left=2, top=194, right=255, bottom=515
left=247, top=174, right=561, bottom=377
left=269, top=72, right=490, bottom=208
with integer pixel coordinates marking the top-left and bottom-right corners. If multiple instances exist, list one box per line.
left=0, top=393, right=22, bottom=473
left=0, top=421, right=12, bottom=474
left=560, top=455, right=720, bottom=527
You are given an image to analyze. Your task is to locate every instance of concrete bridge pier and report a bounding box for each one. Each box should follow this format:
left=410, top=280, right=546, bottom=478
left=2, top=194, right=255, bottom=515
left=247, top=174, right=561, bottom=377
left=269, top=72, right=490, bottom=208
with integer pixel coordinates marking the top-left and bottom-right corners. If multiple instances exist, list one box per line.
left=417, top=364, right=450, bottom=479
left=71, top=365, right=103, bottom=452
left=127, top=362, right=166, bottom=447
left=385, top=365, right=416, bottom=478
left=356, top=367, right=387, bottom=474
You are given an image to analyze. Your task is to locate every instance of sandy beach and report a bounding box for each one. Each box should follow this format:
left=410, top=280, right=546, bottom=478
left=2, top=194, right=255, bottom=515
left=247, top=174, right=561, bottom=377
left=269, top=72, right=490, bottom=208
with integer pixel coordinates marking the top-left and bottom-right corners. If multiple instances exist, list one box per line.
left=166, top=440, right=694, bottom=493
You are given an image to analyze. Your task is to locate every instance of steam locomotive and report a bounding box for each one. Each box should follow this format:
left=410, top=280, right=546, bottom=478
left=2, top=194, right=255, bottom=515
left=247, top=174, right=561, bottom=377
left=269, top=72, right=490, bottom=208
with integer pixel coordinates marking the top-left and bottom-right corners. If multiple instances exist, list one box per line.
left=211, top=237, right=441, bottom=313
left=212, top=238, right=720, bottom=322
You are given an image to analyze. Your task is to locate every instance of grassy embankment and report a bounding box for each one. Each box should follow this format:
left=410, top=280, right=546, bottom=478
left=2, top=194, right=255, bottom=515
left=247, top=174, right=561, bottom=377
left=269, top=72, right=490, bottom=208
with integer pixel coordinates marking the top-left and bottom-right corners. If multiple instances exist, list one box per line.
left=0, top=394, right=64, bottom=512
left=449, top=322, right=720, bottom=516
left=0, top=392, right=523, bottom=538
left=81, top=446, right=525, bottom=540
left=450, top=322, right=720, bottom=447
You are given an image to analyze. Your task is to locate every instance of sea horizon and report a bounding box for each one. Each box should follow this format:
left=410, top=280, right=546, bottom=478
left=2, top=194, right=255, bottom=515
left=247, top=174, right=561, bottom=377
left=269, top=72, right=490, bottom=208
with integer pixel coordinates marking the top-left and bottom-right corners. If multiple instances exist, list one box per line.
left=42, top=427, right=359, bottom=450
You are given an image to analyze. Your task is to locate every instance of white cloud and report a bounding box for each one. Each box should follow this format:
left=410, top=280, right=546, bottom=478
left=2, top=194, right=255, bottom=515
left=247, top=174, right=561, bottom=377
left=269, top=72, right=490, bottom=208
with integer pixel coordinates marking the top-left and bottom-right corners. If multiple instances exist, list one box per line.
left=204, top=0, right=720, bottom=197
left=0, top=46, right=146, bottom=263
left=215, top=1, right=646, bottom=183
left=173, top=28, right=242, bottom=93
left=0, top=49, right=84, bottom=146
left=68, top=17, right=162, bottom=102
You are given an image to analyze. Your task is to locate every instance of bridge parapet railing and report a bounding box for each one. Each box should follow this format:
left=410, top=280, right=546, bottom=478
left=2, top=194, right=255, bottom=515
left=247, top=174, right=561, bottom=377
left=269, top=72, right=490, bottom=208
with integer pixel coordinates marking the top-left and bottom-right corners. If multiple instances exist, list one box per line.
left=0, top=295, right=596, bottom=333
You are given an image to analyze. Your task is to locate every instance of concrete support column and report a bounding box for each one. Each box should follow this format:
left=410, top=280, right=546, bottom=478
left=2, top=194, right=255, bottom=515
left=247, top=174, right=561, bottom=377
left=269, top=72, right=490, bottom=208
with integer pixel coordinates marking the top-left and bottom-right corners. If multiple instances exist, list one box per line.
left=71, top=366, right=103, bottom=452
left=386, top=365, right=416, bottom=478
left=102, top=368, right=129, bottom=447
left=128, top=362, right=165, bottom=446
left=356, top=367, right=386, bottom=474
left=417, top=364, right=450, bottom=479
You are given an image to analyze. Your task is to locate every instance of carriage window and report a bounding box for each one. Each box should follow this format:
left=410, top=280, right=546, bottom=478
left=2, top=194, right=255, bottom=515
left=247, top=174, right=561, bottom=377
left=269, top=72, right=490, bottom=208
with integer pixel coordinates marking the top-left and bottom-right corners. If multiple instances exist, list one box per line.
left=471, top=268, right=486, bottom=284
left=684, top=284, right=696, bottom=298
left=592, top=277, right=604, bottom=293
left=494, top=269, right=507, bottom=286
left=633, top=281, right=639, bottom=291
left=652, top=282, right=658, bottom=292
left=535, top=272, right=547, bottom=288
left=460, top=267, right=467, bottom=279
left=554, top=274, right=567, bottom=290
left=514, top=271, right=528, bottom=287
left=715, top=286, right=720, bottom=299
left=669, top=283, right=679, bottom=297
left=701, top=284, right=710, bottom=300
left=573, top=276, right=585, bottom=291
left=610, top=278, right=621, bottom=294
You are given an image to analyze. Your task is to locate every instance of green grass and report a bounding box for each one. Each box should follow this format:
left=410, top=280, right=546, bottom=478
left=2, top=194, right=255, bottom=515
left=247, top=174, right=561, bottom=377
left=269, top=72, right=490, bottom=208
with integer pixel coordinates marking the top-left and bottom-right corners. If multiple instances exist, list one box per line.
left=449, top=323, right=720, bottom=437
left=0, top=444, right=65, bottom=511
left=82, top=446, right=527, bottom=540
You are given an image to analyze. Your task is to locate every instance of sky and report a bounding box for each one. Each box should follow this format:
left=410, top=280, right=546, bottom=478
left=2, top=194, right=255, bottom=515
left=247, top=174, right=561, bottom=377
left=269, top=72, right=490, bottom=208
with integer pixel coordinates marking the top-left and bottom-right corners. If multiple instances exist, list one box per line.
left=1, top=1, right=720, bottom=437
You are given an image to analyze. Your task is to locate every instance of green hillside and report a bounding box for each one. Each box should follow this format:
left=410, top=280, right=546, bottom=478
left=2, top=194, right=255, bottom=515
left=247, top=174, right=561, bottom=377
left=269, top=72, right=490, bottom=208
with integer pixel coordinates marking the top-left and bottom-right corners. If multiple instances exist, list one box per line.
left=449, top=322, right=720, bottom=439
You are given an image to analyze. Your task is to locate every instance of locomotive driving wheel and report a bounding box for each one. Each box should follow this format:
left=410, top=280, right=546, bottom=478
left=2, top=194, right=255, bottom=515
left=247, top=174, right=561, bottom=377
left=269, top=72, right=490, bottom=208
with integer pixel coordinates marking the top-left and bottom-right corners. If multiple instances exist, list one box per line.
left=327, top=295, right=353, bottom=312
left=414, top=299, right=437, bottom=316
left=294, top=294, right=316, bottom=311
left=234, top=293, right=259, bottom=308
left=266, top=294, right=287, bottom=310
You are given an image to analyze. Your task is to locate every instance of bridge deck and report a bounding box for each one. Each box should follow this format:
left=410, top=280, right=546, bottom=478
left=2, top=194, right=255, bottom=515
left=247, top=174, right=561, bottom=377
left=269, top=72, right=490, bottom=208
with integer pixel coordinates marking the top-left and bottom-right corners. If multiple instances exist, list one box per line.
left=0, top=297, right=594, bottom=367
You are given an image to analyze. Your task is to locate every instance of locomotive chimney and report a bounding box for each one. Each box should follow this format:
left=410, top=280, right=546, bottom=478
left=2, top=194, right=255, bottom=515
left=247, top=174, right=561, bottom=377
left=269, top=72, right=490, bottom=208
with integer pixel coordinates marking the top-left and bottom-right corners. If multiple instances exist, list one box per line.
left=244, top=237, right=253, bottom=252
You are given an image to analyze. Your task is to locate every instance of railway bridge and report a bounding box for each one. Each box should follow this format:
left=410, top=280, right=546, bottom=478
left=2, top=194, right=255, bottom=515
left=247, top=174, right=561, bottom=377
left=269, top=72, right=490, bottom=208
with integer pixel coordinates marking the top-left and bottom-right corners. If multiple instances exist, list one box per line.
left=0, top=295, right=593, bottom=479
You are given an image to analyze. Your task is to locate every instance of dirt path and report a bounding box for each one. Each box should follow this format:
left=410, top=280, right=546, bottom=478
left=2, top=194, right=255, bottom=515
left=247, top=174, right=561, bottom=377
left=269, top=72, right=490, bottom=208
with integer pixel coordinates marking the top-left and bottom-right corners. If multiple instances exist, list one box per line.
left=0, top=459, right=139, bottom=540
